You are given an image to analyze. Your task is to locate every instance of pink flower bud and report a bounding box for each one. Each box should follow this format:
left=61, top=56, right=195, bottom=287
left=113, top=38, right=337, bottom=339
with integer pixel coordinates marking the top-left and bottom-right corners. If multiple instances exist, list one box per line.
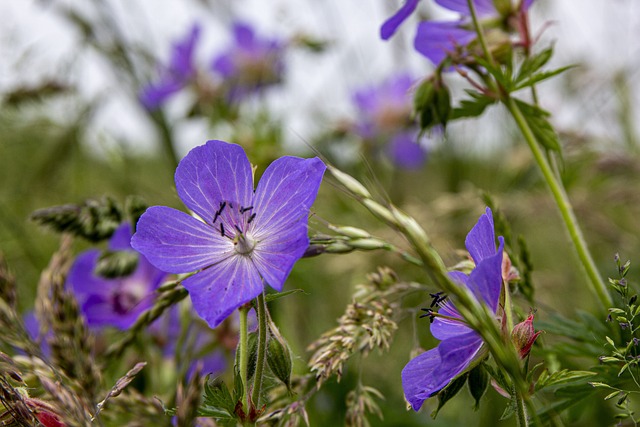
left=26, top=398, right=66, bottom=427
left=511, top=314, right=542, bottom=359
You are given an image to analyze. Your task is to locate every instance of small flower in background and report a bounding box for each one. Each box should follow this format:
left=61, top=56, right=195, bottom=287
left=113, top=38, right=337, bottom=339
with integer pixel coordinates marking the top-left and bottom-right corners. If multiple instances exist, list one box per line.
left=132, top=140, right=325, bottom=328
left=140, top=24, right=201, bottom=110
left=212, top=22, right=285, bottom=102
left=402, top=207, right=504, bottom=411
left=381, top=0, right=534, bottom=67
left=511, top=313, right=542, bottom=358
left=23, top=312, right=51, bottom=357
left=352, top=73, right=428, bottom=168
left=67, top=223, right=167, bottom=330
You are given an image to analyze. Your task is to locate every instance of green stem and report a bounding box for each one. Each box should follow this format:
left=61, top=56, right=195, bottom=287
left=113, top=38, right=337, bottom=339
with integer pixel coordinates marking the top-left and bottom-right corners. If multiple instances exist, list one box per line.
left=150, top=110, right=180, bottom=170
left=514, top=387, right=529, bottom=427
left=238, top=305, right=250, bottom=414
left=466, top=0, right=495, bottom=67
left=251, top=292, right=268, bottom=407
left=504, top=96, right=613, bottom=309
left=503, top=279, right=515, bottom=333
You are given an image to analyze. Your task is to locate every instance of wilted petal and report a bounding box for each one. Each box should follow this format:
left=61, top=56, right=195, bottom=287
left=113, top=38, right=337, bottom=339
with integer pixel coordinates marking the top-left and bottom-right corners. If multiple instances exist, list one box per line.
left=175, top=140, right=254, bottom=226
left=380, top=0, right=420, bottom=40
left=252, top=156, right=325, bottom=238
left=414, top=20, right=476, bottom=66
left=465, top=206, right=496, bottom=264
left=435, top=0, right=496, bottom=16
left=251, top=222, right=309, bottom=291
left=181, top=256, right=263, bottom=328
left=131, top=206, right=233, bottom=274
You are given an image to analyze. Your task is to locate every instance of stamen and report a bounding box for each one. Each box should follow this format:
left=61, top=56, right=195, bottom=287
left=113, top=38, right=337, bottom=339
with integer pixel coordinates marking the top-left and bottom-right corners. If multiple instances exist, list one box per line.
left=429, top=292, right=447, bottom=308
left=220, top=223, right=225, bottom=237
left=247, top=213, right=257, bottom=224
left=240, top=206, right=254, bottom=213
left=213, top=201, right=226, bottom=224
left=234, top=224, right=243, bottom=234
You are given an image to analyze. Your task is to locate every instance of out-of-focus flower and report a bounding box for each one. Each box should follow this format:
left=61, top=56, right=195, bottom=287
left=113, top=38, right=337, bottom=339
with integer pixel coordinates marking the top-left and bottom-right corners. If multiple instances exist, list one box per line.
left=212, top=22, right=285, bottom=102
left=67, top=223, right=167, bottom=330
left=352, top=74, right=428, bottom=168
left=140, top=24, right=201, bottom=110
left=511, top=313, right=542, bottom=358
left=23, top=312, right=51, bottom=357
left=402, top=207, right=504, bottom=411
left=132, top=140, right=325, bottom=328
left=381, top=0, right=534, bottom=67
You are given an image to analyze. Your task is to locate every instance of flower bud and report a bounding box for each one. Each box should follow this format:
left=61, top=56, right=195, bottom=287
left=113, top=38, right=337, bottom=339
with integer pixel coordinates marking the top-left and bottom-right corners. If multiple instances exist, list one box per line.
left=26, top=399, right=66, bottom=427
left=267, top=332, right=293, bottom=390
left=511, top=314, right=542, bottom=359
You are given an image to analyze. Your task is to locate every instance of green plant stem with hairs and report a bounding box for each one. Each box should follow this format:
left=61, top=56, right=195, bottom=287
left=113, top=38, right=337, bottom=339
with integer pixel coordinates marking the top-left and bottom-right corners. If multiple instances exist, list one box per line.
left=251, top=292, right=268, bottom=407
left=238, top=304, right=251, bottom=417
left=465, top=0, right=612, bottom=310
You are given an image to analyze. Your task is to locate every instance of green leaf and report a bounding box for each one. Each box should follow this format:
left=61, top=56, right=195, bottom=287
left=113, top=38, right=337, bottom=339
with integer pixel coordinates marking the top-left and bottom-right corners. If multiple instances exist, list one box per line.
left=202, top=375, right=236, bottom=416
left=514, top=48, right=553, bottom=85
left=450, top=90, right=496, bottom=120
left=514, top=65, right=575, bottom=90
left=514, top=99, right=562, bottom=154
left=535, top=369, right=596, bottom=391
left=431, top=373, right=469, bottom=419
left=468, top=365, right=489, bottom=410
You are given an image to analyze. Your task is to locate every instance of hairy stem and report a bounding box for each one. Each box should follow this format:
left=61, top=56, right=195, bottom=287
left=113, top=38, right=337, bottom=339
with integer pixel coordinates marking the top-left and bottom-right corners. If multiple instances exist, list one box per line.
left=251, top=292, right=268, bottom=407
left=238, top=304, right=250, bottom=414
left=504, top=97, right=612, bottom=309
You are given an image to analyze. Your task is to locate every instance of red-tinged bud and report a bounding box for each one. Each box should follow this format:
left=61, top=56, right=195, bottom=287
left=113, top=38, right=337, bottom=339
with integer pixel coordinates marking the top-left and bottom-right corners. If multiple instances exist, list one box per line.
left=511, top=314, right=542, bottom=359
left=27, top=398, right=66, bottom=427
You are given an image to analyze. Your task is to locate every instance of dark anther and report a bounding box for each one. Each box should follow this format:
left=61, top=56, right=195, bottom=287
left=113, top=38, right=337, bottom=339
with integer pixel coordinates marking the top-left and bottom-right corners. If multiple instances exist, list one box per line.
left=220, top=223, right=225, bottom=237
left=419, top=308, right=436, bottom=323
left=240, top=206, right=254, bottom=213
left=429, top=292, right=447, bottom=308
left=213, top=201, right=227, bottom=224
left=234, top=224, right=243, bottom=234
left=248, top=213, right=257, bottom=224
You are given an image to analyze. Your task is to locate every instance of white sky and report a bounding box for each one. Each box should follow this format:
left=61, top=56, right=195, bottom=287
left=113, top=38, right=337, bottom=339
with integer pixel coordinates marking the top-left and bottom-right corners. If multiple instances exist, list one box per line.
left=1, top=0, right=640, bottom=156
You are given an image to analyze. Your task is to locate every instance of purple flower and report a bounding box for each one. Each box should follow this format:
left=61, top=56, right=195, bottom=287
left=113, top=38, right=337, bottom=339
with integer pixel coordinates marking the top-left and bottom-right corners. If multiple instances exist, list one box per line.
left=67, top=223, right=167, bottom=330
left=211, top=22, right=285, bottom=102
left=387, top=131, right=428, bottom=170
left=401, top=207, right=504, bottom=411
left=381, top=0, right=534, bottom=66
left=140, top=24, right=201, bottom=110
left=131, top=140, right=325, bottom=328
left=353, top=73, right=414, bottom=139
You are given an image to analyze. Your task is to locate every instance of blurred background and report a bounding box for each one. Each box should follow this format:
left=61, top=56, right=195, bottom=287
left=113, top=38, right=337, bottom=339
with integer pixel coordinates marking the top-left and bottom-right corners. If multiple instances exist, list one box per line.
left=2, top=0, right=640, bottom=425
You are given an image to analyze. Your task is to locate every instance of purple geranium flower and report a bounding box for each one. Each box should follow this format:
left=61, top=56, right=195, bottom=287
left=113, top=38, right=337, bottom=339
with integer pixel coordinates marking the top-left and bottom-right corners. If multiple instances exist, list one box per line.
left=353, top=73, right=414, bottom=139
left=140, top=24, right=201, bottom=110
left=67, top=223, right=167, bottom=330
left=381, top=0, right=534, bottom=66
left=211, top=22, right=285, bottom=102
left=387, top=131, right=428, bottom=169
left=131, top=140, right=325, bottom=328
left=402, top=207, right=504, bottom=411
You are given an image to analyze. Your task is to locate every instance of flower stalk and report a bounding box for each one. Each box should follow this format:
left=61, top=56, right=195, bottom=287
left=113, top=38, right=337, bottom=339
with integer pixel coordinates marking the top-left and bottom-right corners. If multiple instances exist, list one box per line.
left=251, top=291, right=268, bottom=407
left=503, top=97, right=612, bottom=309
left=238, top=304, right=250, bottom=414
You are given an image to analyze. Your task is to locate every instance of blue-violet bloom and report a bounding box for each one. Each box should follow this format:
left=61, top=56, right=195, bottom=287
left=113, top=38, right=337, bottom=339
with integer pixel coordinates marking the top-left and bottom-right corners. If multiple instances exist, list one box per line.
left=382, top=0, right=534, bottom=66
left=140, top=24, right=201, bottom=110
left=131, top=140, right=326, bottom=328
left=401, top=207, right=504, bottom=411
left=212, top=22, right=285, bottom=102
left=67, top=223, right=167, bottom=330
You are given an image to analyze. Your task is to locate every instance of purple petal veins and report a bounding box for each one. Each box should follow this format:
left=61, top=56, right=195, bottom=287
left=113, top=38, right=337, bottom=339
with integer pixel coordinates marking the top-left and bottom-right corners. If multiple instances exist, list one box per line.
left=132, top=140, right=326, bottom=328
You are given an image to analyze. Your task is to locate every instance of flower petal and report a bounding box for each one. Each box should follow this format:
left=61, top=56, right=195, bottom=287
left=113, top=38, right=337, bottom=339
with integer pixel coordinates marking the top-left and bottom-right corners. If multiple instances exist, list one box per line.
left=139, top=78, right=184, bottom=110
left=181, top=256, right=263, bottom=328
left=131, top=206, right=233, bottom=274
left=109, top=223, right=134, bottom=251
left=251, top=222, right=309, bottom=291
left=401, top=347, right=441, bottom=411
left=252, top=156, right=325, bottom=240
left=465, top=206, right=496, bottom=264
left=435, top=0, right=496, bottom=16
left=175, top=140, right=254, bottom=226
left=169, top=23, right=200, bottom=79
left=414, top=20, right=476, bottom=66
left=67, top=251, right=111, bottom=297
left=466, top=236, right=504, bottom=312
left=387, top=131, right=427, bottom=169
left=380, top=0, right=420, bottom=40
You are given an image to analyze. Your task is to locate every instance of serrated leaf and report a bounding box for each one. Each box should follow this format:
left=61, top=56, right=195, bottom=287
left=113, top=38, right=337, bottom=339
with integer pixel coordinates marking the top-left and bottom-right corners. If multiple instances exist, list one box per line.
left=451, top=90, right=496, bottom=120
left=535, top=369, right=596, bottom=391
left=514, top=99, right=562, bottom=153
left=514, top=65, right=575, bottom=90
left=500, top=394, right=516, bottom=421
left=515, top=48, right=554, bottom=84
left=202, top=375, right=237, bottom=415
